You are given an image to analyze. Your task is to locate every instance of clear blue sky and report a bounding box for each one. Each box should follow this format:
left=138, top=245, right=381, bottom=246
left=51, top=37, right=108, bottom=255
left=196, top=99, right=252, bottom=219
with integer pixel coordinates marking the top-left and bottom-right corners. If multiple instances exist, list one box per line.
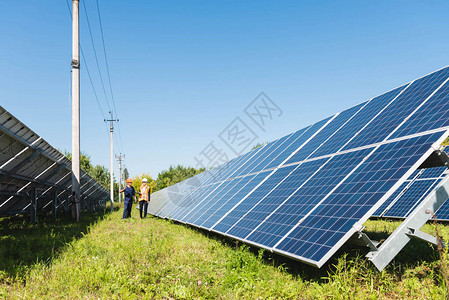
left=1, top=1, right=449, bottom=180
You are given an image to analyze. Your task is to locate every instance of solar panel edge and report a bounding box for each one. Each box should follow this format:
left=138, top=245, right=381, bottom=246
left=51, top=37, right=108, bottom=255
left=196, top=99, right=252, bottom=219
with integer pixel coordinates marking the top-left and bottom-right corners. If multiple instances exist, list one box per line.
left=268, top=148, right=376, bottom=249
left=267, top=131, right=444, bottom=265
left=231, top=157, right=339, bottom=242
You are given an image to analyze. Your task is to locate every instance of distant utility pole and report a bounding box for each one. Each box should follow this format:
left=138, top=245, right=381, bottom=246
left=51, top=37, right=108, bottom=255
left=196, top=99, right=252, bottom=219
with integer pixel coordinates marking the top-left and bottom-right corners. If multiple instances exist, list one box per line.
left=71, top=0, right=81, bottom=211
left=105, top=111, right=118, bottom=212
left=115, top=153, right=125, bottom=203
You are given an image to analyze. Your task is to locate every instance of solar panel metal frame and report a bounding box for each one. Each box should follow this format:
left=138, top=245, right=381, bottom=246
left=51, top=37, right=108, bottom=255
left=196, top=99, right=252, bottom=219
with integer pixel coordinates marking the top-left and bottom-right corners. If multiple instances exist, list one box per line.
left=0, top=105, right=109, bottom=217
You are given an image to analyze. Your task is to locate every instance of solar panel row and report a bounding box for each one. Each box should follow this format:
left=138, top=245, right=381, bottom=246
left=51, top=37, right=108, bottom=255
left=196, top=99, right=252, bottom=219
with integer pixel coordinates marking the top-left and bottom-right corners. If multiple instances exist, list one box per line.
left=148, top=66, right=449, bottom=268
left=0, top=105, right=109, bottom=217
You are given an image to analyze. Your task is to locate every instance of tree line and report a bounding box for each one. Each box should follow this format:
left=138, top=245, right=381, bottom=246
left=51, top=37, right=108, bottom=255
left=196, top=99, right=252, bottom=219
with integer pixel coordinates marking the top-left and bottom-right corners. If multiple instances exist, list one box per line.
left=65, top=152, right=205, bottom=198
left=130, top=165, right=205, bottom=194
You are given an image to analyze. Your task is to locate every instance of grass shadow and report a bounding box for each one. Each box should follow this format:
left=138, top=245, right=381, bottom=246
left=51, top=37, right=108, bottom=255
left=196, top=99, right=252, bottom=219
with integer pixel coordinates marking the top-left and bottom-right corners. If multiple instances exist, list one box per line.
left=0, top=208, right=111, bottom=278
left=164, top=217, right=446, bottom=283
left=165, top=218, right=335, bottom=282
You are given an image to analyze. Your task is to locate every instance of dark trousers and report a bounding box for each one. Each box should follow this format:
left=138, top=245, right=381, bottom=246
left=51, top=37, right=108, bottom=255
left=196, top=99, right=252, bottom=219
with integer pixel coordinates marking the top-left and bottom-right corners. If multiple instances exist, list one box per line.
left=139, top=201, right=148, bottom=218
left=122, top=200, right=132, bottom=219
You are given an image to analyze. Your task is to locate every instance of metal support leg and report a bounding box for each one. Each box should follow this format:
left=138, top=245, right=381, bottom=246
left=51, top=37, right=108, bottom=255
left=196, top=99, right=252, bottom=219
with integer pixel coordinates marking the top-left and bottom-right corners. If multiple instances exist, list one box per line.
left=52, top=190, right=57, bottom=220
left=405, top=227, right=444, bottom=247
left=367, top=175, right=449, bottom=271
left=348, top=230, right=379, bottom=251
left=30, top=187, right=37, bottom=224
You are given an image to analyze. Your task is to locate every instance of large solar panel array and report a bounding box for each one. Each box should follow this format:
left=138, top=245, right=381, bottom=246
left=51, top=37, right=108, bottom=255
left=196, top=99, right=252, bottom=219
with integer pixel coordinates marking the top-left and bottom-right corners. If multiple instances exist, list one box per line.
left=148, top=66, right=449, bottom=268
left=0, top=105, right=109, bottom=217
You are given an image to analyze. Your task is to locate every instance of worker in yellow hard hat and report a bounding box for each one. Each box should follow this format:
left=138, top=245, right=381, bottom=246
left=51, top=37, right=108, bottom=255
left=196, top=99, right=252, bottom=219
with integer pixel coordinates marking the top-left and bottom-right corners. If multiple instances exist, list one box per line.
left=138, top=178, right=151, bottom=218
left=119, top=178, right=136, bottom=218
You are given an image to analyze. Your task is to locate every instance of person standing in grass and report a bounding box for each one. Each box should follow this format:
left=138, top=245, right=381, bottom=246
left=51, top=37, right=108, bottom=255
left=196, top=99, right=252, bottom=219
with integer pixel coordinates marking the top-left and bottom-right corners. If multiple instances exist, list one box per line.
left=119, top=178, right=136, bottom=219
left=138, top=178, right=151, bottom=218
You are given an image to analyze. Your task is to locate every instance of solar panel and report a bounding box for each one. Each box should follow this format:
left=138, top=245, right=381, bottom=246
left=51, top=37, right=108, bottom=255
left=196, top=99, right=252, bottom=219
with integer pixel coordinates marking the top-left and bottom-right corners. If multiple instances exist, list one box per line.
left=284, top=102, right=368, bottom=165
left=148, top=66, right=449, bottom=270
left=372, top=166, right=448, bottom=218
left=0, top=105, right=109, bottom=217
left=342, top=67, right=449, bottom=150
left=383, top=178, right=442, bottom=218
left=274, top=133, right=443, bottom=265
left=231, top=148, right=372, bottom=248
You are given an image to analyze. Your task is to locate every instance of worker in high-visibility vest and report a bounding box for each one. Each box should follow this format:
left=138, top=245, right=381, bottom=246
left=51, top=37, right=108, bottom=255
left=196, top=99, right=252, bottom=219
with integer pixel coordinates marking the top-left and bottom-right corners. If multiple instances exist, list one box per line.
left=138, top=178, right=151, bottom=218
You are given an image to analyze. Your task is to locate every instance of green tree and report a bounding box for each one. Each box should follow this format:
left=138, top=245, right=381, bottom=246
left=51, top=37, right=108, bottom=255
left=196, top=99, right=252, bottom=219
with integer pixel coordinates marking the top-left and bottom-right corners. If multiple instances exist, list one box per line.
left=123, top=168, right=129, bottom=181
left=65, top=151, right=110, bottom=190
left=65, top=151, right=93, bottom=174
left=154, top=165, right=205, bottom=192
left=132, top=173, right=156, bottom=194
left=90, top=165, right=110, bottom=189
left=252, top=142, right=267, bottom=150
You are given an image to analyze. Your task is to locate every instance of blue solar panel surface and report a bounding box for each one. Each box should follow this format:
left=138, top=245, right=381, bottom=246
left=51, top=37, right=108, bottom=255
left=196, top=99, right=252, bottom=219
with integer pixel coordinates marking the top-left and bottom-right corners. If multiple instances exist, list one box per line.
left=436, top=189, right=449, bottom=221
left=244, top=149, right=372, bottom=248
left=383, top=179, right=442, bottom=218
left=309, top=86, right=406, bottom=159
left=284, top=103, right=366, bottom=165
left=372, top=181, right=409, bottom=217
left=275, top=133, right=442, bottom=264
left=200, top=171, right=271, bottom=228
left=343, top=68, right=449, bottom=150
left=190, top=175, right=258, bottom=227
left=212, top=165, right=298, bottom=235
left=264, top=117, right=333, bottom=170
left=147, top=66, right=449, bottom=268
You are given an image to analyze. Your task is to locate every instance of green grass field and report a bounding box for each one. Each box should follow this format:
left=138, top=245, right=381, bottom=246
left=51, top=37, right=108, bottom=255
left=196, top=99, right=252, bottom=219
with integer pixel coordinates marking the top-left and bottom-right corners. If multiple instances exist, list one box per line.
left=0, top=206, right=448, bottom=299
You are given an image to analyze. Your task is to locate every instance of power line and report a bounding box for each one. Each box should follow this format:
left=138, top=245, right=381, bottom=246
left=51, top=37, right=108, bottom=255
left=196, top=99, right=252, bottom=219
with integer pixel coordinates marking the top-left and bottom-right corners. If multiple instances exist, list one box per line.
left=66, top=0, right=124, bottom=157
left=80, top=49, right=107, bottom=121
left=116, top=124, right=125, bottom=153
left=82, top=0, right=112, bottom=113
left=65, top=0, right=108, bottom=122
left=95, top=0, right=118, bottom=115
left=95, top=0, right=125, bottom=153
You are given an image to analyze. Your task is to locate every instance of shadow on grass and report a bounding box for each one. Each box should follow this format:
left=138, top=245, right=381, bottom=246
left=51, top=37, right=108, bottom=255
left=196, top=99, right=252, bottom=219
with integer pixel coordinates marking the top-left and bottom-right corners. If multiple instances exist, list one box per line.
left=164, top=218, right=334, bottom=282
left=0, top=208, right=114, bottom=278
left=163, top=217, right=444, bottom=282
